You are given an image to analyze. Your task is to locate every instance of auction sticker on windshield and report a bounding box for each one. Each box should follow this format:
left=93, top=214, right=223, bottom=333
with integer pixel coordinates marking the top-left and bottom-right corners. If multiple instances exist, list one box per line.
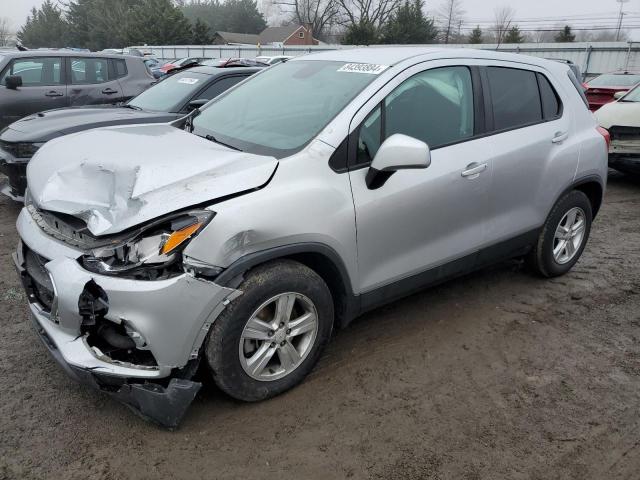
left=337, top=63, right=389, bottom=75
left=178, top=78, right=199, bottom=85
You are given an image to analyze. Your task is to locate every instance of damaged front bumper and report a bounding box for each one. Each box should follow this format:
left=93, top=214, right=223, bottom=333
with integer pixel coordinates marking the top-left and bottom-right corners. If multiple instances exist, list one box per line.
left=15, top=208, right=241, bottom=428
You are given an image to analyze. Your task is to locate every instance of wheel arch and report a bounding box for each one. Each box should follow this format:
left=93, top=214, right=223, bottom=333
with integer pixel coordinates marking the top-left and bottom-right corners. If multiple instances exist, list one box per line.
left=571, top=176, right=604, bottom=218
left=214, top=243, right=359, bottom=328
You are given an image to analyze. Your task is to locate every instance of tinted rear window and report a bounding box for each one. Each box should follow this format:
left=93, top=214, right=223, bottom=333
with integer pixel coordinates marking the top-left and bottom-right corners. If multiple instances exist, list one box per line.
left=537, top=73, right=561, bottom=119
left=567, top=70, right=589, bottom=108
left=487, top=67, right=542, bottom=131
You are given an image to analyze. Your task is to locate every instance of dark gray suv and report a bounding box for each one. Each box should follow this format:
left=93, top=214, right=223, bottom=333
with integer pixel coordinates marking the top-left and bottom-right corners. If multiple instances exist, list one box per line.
left=0, top=50, right=155, bottom=129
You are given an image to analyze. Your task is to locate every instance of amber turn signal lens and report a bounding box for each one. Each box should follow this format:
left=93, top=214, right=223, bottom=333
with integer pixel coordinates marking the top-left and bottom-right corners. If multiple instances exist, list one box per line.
left=161, top=222, right=203, bottom=255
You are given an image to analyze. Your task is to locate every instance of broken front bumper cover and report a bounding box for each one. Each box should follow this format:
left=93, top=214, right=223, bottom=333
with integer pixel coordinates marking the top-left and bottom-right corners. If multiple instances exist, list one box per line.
left=15, top=208, right=241, bottom=428
left=29, top=305, right=201, bottom=428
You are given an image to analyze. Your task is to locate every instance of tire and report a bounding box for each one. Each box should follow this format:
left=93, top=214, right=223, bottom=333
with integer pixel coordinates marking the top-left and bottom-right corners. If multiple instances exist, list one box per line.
left=205, top=259, right=334, bottom=402
left=527, top=190, right=593, bottom=278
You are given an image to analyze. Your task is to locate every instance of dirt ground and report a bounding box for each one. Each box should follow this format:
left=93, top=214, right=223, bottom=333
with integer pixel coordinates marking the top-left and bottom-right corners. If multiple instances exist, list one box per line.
left=0, top=172, right=639, bottom=480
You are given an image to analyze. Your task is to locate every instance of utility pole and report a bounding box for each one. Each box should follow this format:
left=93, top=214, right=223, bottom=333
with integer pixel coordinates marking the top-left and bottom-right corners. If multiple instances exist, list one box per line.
left=616, top=0, right=629, bottom=41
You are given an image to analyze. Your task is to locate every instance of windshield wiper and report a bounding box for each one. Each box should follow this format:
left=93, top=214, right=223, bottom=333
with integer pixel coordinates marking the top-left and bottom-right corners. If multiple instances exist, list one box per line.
left=203, top=134, right=243, bottom=152
left=122, top=104, right=142, bottom=110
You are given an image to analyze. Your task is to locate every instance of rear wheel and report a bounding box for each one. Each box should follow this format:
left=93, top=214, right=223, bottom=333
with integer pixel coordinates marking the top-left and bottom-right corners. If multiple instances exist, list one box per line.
left=205, top=260, right=333, bottom=401
left=528, top=190, right=592, bottom=278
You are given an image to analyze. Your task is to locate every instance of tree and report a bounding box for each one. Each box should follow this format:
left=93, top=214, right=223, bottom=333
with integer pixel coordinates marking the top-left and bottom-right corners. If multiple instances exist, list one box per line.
left=191, top=18, right=212, bottom=44
left=181, top=0, right=266, bottom=35
left=381, top=0, right=437, bottom=44
left=0, top=17, right=12, bottom=47
left=221, top=0, right=267, bottom=33
left=337, top=0, right=401, bottom=43
left=437, top=0, right=464, bottom=44
left=128, top=0, right=193, bottom=45
left=468, top=25, right=482, bottom=44
left=65, top=0, right=137, bottom=50
left=504, top=25, right=523, bottom=43
left=342, top=21, right=378, bottom=44
left=493, top=5, right=514, bottom=46
left=269, top=0, right=340, bottom=41
left=555, top=25, right=575, bottom=43
left=17, top=1, right=68, bottom=48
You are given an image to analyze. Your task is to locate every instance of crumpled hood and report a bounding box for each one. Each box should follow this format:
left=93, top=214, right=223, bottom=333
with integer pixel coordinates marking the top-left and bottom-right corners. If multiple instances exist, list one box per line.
left=595, top=101, right=640, bottom=129
left=27, top=124, right=278, bottom=236
left=3, top=106, right=179, bottom=143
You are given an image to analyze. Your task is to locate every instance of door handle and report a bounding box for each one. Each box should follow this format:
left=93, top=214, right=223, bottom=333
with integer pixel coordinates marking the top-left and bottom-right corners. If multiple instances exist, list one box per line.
left=461, top=162, right=488, bottom=178
left=102, top=88, right=118, bottom=95
left=552, top=131, right=569, bottom=143
left=45, top=91, right=63, bottom=97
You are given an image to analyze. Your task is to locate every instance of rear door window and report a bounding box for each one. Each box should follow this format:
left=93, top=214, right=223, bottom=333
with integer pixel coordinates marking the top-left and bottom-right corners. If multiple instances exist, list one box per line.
left=70, top=57, right=109, bottom=84
left=0, top=57, right=63, bottom=86
left=487, top=67, right=542, bottom=131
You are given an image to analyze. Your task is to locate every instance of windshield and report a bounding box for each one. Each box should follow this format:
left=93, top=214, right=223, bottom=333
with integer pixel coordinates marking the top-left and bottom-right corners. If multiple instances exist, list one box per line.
left=192, top=60, right=381, bottom=157
left=129, top=71, right=210, bottom=112
left=588, top=74, right=640, bottom=88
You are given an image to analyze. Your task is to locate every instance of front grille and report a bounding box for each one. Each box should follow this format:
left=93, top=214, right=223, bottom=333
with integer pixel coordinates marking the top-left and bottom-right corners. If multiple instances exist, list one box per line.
left=609, top=126, right=640, bottom=142
left=24, top=247, right=54, bottom=311
left=27, top=205, right=99, bottom=250
left=0, top=140, right=19, bottom=158
left=0, top=140, right=38, bottom=159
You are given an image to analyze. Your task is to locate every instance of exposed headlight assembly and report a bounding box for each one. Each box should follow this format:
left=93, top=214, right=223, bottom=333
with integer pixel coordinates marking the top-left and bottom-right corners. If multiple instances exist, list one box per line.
left=81, top=210, right=214, bottom=277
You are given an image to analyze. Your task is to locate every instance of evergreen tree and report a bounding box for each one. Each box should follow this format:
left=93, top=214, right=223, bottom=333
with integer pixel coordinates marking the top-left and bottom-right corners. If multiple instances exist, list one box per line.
left=128, top=0, right=193, bottom=45
left=192, top=18, right=212, bottom=44
left=555, top=25, right=575, bottom=43
left=181, top=0, right=266, bottom=35
left=504, top=25, right=524, bottom=43
left=66, top=0, right=135, bottom=50
left=17, top=1, right=68, bottom=48
left=181, top=0, right=224, bottom=33
left=65, top=0, right=92, bottom=48
left=221, top=0, right=267, bottom=34
left=381, top=0, right=438, bottom=44
left=468, top=25, right=482, bottom=44
left=342, top=22, right=378, bottom=45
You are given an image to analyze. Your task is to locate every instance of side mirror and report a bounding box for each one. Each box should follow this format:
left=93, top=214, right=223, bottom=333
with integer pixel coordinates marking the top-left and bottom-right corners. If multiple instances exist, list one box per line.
left=5, top=75, right=22, bottom=90
left=188, top=98, right=209, bottom=111
left=614, top=90, right=628, bottom=100
left=366, top=134, right=431, bottom=189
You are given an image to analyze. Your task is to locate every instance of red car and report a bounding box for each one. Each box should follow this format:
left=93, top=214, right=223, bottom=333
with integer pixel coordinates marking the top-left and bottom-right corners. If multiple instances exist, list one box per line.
left=584, top=71, right=640, bottom=111
left=159, top=57, right=212, bottom=74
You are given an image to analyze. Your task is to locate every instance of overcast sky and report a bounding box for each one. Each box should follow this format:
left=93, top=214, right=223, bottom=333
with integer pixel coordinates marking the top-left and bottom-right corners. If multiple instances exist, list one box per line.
left=2, top=0, right=640, bottom=38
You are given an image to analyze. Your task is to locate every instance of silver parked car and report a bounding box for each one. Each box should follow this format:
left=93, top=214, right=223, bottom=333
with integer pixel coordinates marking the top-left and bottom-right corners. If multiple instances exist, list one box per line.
left=14, top=48, right=608, bottom=427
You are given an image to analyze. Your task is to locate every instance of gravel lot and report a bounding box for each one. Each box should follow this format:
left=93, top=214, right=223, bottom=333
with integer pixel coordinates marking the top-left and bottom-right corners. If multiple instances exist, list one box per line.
left=1, top=173, right=639, bottom=480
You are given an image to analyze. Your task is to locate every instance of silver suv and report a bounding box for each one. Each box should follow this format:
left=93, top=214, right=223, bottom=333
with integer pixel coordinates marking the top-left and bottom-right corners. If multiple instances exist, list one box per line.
left=14, top=48, right=608, bottom=427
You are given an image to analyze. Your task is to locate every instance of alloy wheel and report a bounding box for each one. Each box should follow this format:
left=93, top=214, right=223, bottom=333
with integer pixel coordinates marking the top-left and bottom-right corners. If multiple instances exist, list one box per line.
left=239, top=292, right=318, bottom=381
left=553, top=207, right=586, bottom=265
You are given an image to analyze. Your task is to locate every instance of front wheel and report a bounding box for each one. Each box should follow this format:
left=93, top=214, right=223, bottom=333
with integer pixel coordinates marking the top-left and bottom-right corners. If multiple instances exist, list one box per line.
left=205, top=260, right=333, bottom=401
left=527, top=190, right=593, bottom=278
